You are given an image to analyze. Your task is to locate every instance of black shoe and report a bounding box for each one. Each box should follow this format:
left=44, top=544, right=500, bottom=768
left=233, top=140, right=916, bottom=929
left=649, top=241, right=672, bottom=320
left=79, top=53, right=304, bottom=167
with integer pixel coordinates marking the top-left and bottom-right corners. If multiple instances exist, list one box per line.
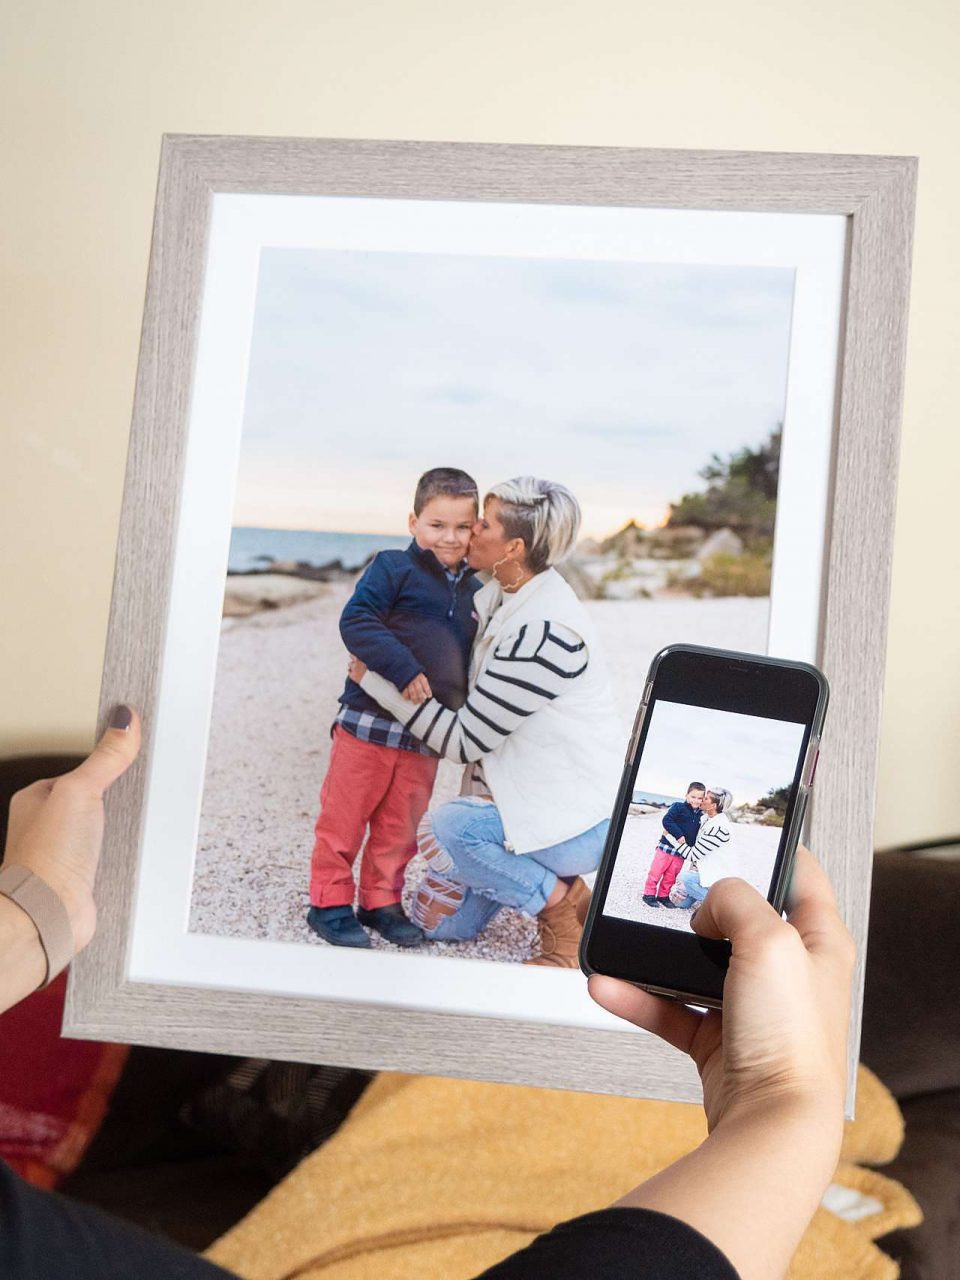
left=642, top=894, right=661, bottom=907
left=306, top=905, right=372, bottom=948
left=658, top=897, right=679, bottom=909
left=356, top=903, right=425, bottom=947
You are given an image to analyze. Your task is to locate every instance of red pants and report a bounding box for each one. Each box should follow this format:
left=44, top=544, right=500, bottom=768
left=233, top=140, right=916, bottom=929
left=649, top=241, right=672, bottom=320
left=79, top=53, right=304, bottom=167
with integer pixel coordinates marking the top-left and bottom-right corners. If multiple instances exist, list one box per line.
left=644, top=848, right=684, bottom=898
left=309, top=727, right=439, bottom=910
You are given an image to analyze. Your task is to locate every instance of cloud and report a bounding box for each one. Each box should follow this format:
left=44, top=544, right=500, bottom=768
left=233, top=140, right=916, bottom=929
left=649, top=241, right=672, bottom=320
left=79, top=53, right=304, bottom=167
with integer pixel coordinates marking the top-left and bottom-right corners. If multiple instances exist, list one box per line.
left=635, top=701, right=806, bottom=805
left=234, top=246, right=795, bottom=536
left=426, top=385, right=498, bottom=406
left=565, top=419, right=675, bottom=442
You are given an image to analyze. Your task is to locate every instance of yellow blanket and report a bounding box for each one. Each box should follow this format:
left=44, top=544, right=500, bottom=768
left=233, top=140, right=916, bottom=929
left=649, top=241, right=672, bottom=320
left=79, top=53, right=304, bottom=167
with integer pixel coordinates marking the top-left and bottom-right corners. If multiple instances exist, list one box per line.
left=207, top=1065, right=920, bottom=1280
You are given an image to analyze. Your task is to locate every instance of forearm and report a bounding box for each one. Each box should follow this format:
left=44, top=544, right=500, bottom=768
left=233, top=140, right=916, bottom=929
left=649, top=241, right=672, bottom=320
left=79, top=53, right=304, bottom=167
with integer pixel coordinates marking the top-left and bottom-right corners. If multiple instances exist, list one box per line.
left=360, top=671, right=476, bottom=762
left=0, top=896, right=47, bottom=1013
left=360, top=622, right=587, bottom=763
left=690, top=828, right=728, bottom=863
left=360, top=670, right=418, bottom=723
left=0, top=853, right=92, bottom=1014
left=616, top=1098, right=842, bottom=1280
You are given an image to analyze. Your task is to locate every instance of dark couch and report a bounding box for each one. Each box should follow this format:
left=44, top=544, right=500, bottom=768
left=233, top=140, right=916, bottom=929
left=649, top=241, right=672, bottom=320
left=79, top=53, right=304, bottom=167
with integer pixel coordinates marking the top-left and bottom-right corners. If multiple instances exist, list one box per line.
left=857, top=849, right=960, bottom=1280
left=2, top=756, right=958, bottom=1276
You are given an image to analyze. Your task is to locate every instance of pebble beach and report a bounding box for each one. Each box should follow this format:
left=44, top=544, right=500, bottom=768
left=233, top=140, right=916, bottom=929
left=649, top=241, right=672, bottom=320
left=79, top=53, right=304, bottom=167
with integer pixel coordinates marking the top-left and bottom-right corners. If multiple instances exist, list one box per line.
left=188, top=580, right=770, bottom=964
left=602, top=811, right=782, bottom=932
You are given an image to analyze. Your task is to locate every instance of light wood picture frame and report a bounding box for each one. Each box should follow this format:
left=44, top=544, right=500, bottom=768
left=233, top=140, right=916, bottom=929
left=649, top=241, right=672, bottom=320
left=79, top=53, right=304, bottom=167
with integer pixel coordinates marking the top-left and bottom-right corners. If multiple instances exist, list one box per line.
left=65, top=136, right=916, bottom=1106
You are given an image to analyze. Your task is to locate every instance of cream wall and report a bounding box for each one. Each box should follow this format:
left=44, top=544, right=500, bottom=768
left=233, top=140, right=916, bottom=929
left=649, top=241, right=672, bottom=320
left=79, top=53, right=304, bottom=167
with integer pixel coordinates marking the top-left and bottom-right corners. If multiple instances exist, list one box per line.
left=2, top=0, right=958, bottom=849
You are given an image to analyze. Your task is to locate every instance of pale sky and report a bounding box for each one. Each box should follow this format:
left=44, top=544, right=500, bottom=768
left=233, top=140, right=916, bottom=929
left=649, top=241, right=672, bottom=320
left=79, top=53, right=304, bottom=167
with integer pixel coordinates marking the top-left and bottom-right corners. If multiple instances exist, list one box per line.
left=634, top=700, right=805, bottom=806
left=234, top=247, right=795, bottom=538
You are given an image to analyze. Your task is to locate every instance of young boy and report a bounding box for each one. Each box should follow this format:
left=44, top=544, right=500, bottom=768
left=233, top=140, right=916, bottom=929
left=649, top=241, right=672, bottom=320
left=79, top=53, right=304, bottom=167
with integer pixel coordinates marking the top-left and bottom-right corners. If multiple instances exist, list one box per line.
left=307, top=468, right=482, bottom=948
left=642, top=782, right=705, bottom=908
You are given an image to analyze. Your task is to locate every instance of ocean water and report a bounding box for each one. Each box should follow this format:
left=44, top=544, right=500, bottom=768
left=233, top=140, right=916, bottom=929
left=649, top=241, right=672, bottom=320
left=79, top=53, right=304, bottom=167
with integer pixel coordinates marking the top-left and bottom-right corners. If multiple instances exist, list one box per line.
left=631, top=790, right=682, bottom=807
left=228, top=527, right=409, bottom=574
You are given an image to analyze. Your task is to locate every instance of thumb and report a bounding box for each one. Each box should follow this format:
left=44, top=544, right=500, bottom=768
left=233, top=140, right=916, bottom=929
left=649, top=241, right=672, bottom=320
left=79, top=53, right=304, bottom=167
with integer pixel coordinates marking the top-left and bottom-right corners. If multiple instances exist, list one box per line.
left=70, top=706, right=142, bottom=794
left=691, top=876, right=783, bottom=950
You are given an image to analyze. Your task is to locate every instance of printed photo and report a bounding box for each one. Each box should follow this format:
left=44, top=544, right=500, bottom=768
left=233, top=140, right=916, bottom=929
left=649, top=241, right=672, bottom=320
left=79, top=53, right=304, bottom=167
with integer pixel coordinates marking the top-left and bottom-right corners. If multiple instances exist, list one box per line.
left=601, top=700, right=808, bottom=933
left=188, top=244, right=796, bottom=969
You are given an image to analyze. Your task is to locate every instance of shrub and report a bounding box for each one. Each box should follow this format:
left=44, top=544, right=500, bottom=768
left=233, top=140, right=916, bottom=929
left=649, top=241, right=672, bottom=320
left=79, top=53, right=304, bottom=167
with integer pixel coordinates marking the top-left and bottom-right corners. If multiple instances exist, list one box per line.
left=686, top=552, right=771, bottom=598
left=667, top=428, right=781, bottom=548
left=602, top=558, right=637, bottom=583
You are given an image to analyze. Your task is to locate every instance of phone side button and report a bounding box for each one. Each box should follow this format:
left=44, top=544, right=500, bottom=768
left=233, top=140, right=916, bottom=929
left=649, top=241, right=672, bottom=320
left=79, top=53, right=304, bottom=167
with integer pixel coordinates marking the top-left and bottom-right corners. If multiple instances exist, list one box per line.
left=802, top=738, right=820, bottom=788
left=625, top=701, right=649, bottom=762
left=794, top=791, right=808, bottom=838
left=807, top=749, right=820, bottom=787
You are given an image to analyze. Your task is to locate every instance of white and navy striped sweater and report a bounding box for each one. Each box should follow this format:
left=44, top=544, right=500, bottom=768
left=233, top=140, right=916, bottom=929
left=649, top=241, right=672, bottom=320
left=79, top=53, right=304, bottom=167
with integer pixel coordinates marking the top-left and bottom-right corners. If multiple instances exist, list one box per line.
left=361, top=567, right=624, bottom=854
left=366, top=621, right=588, bottom=763
left=685, top=813, right=732, bottom=870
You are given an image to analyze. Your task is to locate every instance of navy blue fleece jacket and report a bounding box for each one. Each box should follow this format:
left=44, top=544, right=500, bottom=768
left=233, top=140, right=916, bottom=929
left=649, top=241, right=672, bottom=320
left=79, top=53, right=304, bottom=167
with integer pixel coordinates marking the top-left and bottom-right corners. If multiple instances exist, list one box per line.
left=655, top=800, right=703, bottom=856
left=338, top=541, right=480, bottom=716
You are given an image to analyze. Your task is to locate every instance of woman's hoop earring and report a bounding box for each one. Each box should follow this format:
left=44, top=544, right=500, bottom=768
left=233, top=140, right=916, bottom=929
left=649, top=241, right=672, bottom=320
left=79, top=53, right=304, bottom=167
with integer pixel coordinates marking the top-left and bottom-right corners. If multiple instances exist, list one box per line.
left=492, top=557, right=525, bottom=592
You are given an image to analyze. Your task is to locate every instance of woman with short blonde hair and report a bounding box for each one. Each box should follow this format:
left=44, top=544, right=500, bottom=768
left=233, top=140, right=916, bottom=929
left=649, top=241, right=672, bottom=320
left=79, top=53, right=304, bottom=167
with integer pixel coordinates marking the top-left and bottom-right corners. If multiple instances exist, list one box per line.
left=707, top=787, right=732, bottom=814
left=483, top=476, right=582, bottom=576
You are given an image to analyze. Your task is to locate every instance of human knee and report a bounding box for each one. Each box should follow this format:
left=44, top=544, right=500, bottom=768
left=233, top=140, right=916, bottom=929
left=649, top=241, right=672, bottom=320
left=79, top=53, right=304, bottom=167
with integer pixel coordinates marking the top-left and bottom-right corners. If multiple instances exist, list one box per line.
left=430, top=800, right=492, bottom=857
left=412, top=873, right=464, bottom=931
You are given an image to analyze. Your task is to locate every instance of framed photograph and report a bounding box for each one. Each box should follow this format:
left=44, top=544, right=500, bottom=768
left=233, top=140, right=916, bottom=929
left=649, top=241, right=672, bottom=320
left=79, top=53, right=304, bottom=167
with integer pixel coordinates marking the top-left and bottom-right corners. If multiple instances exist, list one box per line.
left=65, top=137, right=916, bottom=1103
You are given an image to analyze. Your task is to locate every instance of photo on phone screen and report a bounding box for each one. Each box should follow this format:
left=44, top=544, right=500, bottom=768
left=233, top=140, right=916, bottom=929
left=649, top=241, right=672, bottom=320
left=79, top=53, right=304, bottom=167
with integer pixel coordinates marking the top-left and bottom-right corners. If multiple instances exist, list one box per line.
left=601, top=700, right=808, bottom=933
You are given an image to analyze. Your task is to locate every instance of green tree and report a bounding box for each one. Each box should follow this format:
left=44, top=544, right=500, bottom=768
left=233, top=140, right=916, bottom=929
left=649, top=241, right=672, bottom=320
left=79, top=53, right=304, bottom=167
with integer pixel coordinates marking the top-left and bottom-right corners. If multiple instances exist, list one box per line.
left=755, top=782, right=791, bottom=817
left=700, top=430, right=781, bottom=502
left=667, top=428, right=781, bottom=547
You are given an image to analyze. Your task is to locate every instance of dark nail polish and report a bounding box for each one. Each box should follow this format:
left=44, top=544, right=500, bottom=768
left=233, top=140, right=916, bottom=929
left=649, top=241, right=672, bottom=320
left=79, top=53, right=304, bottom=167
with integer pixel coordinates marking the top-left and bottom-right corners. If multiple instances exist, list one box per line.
left=109, top=704, right=133, bottom=731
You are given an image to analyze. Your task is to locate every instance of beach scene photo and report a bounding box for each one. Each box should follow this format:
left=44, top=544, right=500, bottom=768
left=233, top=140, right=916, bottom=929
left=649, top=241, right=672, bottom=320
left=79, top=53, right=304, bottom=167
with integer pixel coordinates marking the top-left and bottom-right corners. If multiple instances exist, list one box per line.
left=188, top=243, right=797, bottom=968
left=601, top=701, right=807, bottom=933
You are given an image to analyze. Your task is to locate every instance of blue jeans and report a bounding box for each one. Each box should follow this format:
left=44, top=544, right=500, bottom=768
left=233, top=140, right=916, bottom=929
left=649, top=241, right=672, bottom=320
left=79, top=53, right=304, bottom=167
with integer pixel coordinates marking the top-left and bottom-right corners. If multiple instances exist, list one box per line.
left=675, top=864, right=709, bottom=909
left=424, top=798, right=608, bottom=942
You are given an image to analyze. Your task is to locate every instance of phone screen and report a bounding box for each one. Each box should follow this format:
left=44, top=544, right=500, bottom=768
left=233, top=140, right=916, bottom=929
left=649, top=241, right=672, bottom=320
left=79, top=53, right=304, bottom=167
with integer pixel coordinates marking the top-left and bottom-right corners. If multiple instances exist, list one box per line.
left=600, top=698, right=808, bottom=934
left=583, top=646, right=826, bottom=1001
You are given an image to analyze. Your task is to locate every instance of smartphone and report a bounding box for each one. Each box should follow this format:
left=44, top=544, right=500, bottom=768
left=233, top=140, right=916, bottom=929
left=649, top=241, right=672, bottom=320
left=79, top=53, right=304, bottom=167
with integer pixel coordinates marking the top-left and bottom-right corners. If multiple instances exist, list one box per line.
left=580, top=644, right=828, bottom=1007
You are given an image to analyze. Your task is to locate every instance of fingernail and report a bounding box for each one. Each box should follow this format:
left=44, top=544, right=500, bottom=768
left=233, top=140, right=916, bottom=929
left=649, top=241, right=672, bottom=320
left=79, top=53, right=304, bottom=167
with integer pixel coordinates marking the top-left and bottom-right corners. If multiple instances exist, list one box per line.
left=689, top=905, right=701, bottom=925
left=109, top=704, right=133, bottom=731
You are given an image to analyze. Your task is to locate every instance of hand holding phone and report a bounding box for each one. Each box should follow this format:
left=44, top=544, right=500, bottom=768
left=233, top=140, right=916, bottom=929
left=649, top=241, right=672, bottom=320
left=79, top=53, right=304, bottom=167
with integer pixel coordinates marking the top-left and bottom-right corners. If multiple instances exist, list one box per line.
left=588, top=846, right=854, bottom=1131
left=588, top=847, right=855, bottom=1280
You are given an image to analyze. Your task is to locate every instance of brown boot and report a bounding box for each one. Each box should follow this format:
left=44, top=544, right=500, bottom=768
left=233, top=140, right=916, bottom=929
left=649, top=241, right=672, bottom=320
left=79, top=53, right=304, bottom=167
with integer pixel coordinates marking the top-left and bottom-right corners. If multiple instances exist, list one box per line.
left=564, top=876, right=592, bottom=926
left=524, top=892, right=584, bottom=968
